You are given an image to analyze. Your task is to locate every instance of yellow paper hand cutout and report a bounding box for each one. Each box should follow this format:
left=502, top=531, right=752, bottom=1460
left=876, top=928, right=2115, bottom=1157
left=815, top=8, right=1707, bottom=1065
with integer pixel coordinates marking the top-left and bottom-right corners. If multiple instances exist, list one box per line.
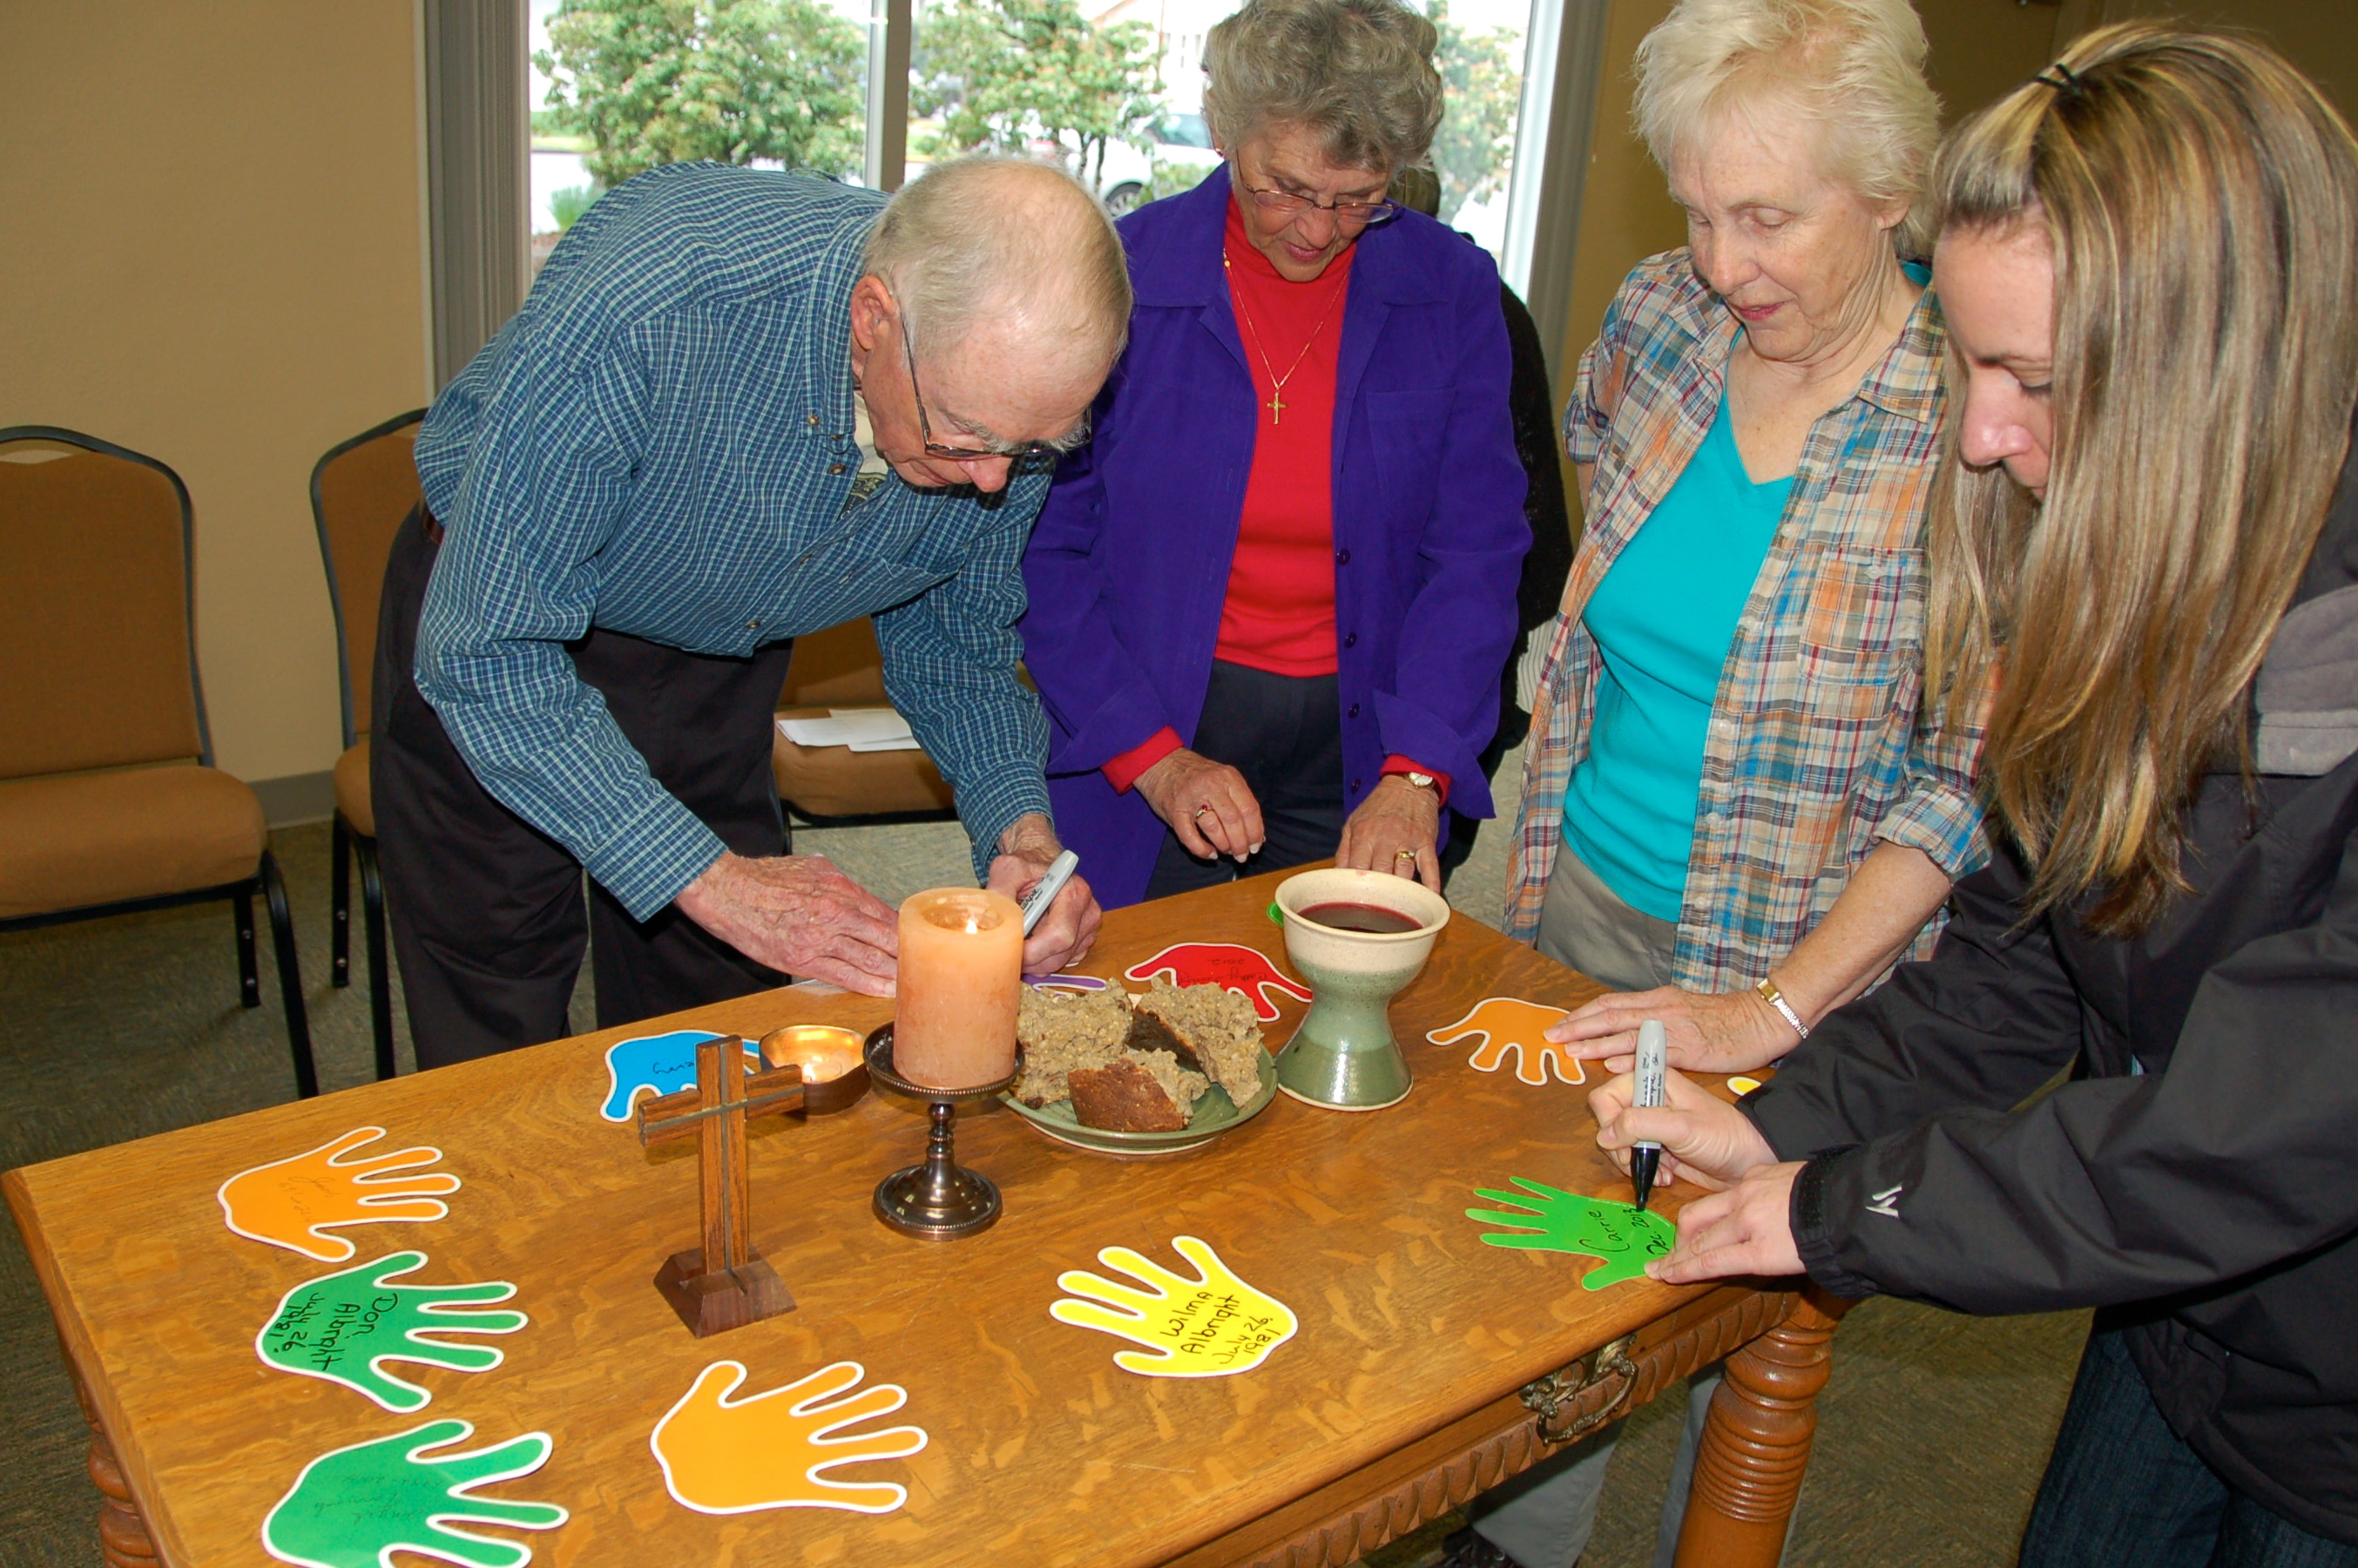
left=1428, top=997, right=1584, bottom=1086
left=649, top=1361, right=927, bottom=1516
left=219, top=1127, right=462, bottom=1262
left=1051, top=1234, right=1297, bottom=1377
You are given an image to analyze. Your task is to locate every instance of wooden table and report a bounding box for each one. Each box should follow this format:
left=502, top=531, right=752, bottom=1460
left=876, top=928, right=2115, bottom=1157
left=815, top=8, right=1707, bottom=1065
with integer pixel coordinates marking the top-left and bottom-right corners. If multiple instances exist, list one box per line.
left=9, top=869, right=1843, bottom=1568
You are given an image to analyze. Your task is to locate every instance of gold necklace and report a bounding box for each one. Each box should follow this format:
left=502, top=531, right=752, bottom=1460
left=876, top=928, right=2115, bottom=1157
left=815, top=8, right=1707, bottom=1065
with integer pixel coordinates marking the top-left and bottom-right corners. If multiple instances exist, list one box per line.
left=1223, top=247, right=1348, bottom=426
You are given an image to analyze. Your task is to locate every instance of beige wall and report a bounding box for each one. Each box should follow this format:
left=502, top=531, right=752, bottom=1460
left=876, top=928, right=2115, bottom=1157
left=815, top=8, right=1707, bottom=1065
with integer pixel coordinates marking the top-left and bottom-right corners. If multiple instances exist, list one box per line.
left=2058, top=0, right=2353, bottom=109
left=2, top=2, right=430, bottom=791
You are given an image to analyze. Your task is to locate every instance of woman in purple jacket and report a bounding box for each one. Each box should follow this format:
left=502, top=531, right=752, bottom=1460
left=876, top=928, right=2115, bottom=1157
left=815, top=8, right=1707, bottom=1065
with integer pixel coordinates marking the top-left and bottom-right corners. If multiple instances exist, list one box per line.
left=1020, top=0, right=1529, bottom=909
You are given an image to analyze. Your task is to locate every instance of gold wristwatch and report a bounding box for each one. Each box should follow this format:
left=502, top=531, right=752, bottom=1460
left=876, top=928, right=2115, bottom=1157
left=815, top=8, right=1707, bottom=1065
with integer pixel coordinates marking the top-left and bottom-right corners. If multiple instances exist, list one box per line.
left=1754, top=977, right=1809, bottom=1041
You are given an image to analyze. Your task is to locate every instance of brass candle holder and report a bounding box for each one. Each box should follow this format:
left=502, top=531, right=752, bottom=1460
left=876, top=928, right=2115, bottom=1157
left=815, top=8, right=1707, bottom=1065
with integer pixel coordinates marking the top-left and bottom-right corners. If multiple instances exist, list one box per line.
left=862, top=1024, right=1017, bottom=1240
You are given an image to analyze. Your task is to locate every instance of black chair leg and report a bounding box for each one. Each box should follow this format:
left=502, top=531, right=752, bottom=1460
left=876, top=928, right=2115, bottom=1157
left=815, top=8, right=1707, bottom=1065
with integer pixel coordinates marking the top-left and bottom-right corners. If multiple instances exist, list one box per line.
left=331, top=814, right=352, bottom=988
left=259, top=851, right=320, bottom=1098
left=357, top=835, right=396, bottom=1081
left=234, top=886, right=261, bottom=1008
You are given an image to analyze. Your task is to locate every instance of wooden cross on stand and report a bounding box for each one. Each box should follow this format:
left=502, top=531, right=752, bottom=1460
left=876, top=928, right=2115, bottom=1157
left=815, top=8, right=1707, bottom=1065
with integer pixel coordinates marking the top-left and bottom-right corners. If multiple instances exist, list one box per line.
left=636, top=1035, right=805, bottom=1337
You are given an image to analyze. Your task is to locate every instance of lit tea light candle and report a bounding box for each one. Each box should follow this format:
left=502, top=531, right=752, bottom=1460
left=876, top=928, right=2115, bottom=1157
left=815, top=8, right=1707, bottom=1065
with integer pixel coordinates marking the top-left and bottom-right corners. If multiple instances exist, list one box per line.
left=759, top=1024, right=871, bottom=1115
left=764, top=1025, right=863, bottom=1083
left=893, top=888, right=1023, bottom=1091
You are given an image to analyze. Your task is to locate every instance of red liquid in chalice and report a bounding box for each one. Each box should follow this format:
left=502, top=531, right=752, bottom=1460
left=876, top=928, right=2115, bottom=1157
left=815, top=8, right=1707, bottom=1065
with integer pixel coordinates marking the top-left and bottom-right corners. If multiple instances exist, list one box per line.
left=1298, top=902, right=1425, bottom=935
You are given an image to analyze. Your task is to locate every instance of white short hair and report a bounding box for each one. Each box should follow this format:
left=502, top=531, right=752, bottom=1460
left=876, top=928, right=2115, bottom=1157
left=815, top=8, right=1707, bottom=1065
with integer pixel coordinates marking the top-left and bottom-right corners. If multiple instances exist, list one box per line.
left=862, top=155, right=1131, bottom=372
left=1634, top=0, right=1941, bottom=251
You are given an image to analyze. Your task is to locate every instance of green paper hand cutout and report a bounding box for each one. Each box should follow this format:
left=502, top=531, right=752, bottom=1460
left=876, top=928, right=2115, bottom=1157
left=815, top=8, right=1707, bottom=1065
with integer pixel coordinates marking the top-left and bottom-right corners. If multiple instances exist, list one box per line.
left=261, top=1419, right=566, bottom=1568
left=255, top=1251, right=526, bottom=1412
left=1466, top=1179, right=1677, bottom=1290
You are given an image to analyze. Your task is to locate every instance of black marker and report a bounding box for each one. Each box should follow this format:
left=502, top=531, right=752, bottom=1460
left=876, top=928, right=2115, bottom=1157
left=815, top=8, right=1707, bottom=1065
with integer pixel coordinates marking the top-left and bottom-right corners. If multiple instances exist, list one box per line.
left=1631, top=1018, right=1667, bottom=1213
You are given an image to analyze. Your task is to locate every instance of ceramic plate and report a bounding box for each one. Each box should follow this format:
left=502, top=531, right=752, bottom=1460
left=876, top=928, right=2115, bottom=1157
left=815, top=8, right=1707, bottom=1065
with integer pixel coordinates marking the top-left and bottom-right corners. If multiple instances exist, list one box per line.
left=1000, top=1049, right=1279, bottom=1156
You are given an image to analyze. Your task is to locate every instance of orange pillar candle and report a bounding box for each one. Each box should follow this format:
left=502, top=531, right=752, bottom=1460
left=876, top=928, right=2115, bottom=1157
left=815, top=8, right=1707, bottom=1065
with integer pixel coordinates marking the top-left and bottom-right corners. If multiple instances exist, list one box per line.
left=893, top=888, right=1024, bottom=1090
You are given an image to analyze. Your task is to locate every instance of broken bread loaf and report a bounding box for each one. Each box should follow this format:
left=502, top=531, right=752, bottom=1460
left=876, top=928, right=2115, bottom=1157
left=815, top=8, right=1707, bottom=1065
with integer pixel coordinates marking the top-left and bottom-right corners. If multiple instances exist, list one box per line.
left=1130, top=977, right=1267, bottom=1106
left=1012, top=979, right=1269, bottom=1133
left=1065, top=1051, right=1208, bottom=1132
left=1011, top=985, right=1131, bottom=1107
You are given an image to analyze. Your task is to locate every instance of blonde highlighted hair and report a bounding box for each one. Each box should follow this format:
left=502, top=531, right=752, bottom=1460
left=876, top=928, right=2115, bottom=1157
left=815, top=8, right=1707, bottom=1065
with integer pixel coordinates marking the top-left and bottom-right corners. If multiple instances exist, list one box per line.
left=1633, top=0, right=1941, bottom=252
left=1925, top=24, right=2358, bottom=934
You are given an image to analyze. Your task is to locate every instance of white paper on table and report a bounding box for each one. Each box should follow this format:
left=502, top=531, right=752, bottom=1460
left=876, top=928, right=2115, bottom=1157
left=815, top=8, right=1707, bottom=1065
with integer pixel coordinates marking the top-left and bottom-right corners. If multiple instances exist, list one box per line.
left=777, top=707, right=915, bottom=747
left=847, top=735, right=925, bottom=753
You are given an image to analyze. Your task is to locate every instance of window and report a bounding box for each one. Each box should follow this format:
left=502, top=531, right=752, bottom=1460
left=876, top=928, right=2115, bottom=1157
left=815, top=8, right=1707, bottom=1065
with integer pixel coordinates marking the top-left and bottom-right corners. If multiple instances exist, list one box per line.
left=526, top=0, right=1566, bottom=291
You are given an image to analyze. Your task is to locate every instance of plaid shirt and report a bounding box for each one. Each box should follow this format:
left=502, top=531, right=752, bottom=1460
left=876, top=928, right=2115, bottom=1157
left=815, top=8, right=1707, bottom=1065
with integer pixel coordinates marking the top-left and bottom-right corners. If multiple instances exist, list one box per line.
left=414, top=164, right=1053, bottom=919
left=1504, top=251, right=1988, bottom=991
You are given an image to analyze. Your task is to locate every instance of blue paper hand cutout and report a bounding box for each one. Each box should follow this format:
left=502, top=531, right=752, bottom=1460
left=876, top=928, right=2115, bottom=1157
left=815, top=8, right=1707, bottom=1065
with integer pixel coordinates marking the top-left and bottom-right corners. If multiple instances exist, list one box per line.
left=598, top=1031, right=760, bottom=1122
left=261, top=1418, right=566, bottom=1568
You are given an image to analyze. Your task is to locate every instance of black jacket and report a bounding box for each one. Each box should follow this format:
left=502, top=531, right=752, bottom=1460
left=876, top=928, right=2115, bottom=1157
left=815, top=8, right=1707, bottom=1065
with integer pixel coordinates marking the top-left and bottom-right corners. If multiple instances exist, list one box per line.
left=1745, top=424, right=2358, bottom=1544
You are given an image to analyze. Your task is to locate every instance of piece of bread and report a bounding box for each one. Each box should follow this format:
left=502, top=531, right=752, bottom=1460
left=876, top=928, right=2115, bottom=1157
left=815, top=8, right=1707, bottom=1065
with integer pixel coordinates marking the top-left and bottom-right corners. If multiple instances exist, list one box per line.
left=1064, top=1051, right=1209, bottom=1132
left=1011, top=986, right=1131, bottom=1107
left=1132, top=977, right=1267, bottom=1105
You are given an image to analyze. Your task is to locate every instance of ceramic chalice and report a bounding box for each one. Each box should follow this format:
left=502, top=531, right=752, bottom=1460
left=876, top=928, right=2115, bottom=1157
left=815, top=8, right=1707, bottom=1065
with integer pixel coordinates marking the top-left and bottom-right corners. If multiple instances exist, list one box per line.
left=1272, top=868, right=1451, bottom=1111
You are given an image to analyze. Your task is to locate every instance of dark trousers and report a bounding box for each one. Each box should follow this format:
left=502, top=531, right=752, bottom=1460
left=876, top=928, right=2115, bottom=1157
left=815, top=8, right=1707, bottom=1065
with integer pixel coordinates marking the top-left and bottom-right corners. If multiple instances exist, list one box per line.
left=2021, top=1328, right=2358, bottom=1568
left=371, top=506, right=793, bottom=1069
left=1144, top=660, right=1347, bottom=901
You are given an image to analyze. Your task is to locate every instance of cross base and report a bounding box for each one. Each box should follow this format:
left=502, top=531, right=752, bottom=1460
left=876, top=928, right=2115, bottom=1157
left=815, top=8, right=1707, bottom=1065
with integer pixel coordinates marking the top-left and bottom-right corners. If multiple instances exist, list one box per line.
left=653, top=1247, right=795, bottom=1338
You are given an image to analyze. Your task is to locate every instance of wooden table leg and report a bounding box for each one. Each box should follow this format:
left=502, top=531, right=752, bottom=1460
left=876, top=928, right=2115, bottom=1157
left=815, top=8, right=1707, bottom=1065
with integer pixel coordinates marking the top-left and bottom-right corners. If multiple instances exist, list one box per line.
left=67, top=1359, right=160, bottom=1568
left=1673, top=1287, right=1853, bottom=1568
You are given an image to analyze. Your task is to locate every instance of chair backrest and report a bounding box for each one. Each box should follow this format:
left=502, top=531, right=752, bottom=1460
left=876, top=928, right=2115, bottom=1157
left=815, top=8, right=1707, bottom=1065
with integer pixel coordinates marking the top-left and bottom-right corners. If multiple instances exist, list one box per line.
left=311, top=410, right=426, bottom=747
left=778, top=618, right=891, bottom=709
left=0, top=427, right=207, bottom=781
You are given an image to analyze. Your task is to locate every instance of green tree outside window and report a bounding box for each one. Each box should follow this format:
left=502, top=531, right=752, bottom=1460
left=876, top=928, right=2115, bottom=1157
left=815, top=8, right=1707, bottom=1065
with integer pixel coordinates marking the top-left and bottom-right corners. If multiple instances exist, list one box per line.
left=913, top=0, right=1164, bottom=192
left=537, top=0, right=868, bottom=187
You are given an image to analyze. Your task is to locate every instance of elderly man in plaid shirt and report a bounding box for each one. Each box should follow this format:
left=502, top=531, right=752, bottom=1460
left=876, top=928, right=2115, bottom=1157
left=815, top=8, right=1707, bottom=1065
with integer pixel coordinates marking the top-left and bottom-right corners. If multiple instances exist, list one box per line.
left=373, top=158, right=1129, bottom=1068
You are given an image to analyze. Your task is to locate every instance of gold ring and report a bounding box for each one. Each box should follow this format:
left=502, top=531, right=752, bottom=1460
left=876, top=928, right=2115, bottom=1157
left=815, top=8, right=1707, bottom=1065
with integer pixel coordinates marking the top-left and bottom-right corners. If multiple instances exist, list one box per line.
left=1394, top=848, right=1416, bottom=862
left=1193, top=805, right=1213, bottom=820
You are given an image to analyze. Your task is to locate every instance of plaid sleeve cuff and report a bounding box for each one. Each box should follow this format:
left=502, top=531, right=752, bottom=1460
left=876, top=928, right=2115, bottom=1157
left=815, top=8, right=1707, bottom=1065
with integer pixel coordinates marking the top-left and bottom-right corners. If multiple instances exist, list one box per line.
left=1873, top=782, right=1990, bottom=882
left=582, top=788, right=730, bottom=921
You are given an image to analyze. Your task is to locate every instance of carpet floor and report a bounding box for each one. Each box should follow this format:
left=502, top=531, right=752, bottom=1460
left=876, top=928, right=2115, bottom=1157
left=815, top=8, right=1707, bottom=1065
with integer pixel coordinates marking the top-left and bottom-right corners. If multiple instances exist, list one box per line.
left=0, top=790, right=2083, bottom=1566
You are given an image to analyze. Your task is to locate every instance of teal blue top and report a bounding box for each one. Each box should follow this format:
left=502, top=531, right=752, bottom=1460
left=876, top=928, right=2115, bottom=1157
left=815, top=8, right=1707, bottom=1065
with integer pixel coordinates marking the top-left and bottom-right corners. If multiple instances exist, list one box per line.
left=1560, top=384, right=1794, bottom=923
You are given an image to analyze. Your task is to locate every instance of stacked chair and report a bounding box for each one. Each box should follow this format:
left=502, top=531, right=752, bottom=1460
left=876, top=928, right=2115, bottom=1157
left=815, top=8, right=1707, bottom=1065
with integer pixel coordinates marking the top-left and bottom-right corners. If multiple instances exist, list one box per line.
left=0, top=426, right=317, bottom=1097
left=308, top=409, right=425, bottom=1081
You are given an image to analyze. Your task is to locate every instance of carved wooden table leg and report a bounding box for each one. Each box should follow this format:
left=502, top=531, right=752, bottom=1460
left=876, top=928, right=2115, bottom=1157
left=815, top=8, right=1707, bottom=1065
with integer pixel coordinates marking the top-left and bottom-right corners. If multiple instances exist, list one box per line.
left=1673, top=1287, right=1853, bottom=1568
left=68, top=1359, right=160, bottom=1568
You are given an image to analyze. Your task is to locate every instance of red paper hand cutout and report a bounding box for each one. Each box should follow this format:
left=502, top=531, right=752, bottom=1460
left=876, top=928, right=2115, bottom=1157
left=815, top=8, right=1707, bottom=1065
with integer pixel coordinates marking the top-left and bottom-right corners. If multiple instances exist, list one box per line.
left=1428, top=997, right=1584, bottom=1086
left=1124, top=943, right=1312, bottom=1022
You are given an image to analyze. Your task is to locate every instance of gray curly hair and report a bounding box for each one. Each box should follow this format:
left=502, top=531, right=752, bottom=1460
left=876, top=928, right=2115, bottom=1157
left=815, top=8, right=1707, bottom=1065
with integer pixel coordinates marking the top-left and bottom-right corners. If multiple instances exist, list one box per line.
left=1202, top=0, right=1443, bottom=174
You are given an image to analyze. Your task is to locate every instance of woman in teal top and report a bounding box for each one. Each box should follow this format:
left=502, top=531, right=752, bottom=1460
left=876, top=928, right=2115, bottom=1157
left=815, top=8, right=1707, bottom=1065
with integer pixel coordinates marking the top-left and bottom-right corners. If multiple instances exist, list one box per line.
left=1466, top=3, right=1990, bottom=1567
left=1559, top=382, right=1797, bottom=926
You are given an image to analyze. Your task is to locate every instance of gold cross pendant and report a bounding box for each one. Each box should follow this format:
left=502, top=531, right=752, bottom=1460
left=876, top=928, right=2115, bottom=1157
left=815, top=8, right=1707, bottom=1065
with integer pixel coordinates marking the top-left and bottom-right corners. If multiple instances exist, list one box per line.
left=1267, top=392, right=1286, bottom=425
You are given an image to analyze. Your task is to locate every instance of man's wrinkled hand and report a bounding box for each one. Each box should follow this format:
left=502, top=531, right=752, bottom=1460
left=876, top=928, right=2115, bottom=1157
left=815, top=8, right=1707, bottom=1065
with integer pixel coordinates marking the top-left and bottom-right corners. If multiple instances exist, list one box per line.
left=675, top=852, right=898, bottom=996
left=1649, top=1163, right=1806, bottom=1283
left=1135, top=748, right=1263, bottom=862
left=1334, top=777, right=1441, bottom=890
left=1590, top=1067, right=1780, bottom=1193
left=986, top=823, right=1100, bottom=976
left=1545, top=983, right=1794, bottom=1075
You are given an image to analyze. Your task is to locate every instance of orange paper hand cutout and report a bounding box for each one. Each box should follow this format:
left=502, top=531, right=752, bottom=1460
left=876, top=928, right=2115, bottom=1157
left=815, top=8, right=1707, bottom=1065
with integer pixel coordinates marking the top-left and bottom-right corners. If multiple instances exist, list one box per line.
left=1429, top=997, right=1584, bottom=1087
left=218, top=1127, right=462, bottom=1262
left=650, top=1361, right=928, bottom=1516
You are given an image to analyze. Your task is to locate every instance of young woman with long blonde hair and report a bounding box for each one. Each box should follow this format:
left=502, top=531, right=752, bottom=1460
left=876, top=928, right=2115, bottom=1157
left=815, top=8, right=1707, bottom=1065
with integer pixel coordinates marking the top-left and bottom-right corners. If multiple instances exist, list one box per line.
left=1590, top=25, right=2358, bottom=1562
